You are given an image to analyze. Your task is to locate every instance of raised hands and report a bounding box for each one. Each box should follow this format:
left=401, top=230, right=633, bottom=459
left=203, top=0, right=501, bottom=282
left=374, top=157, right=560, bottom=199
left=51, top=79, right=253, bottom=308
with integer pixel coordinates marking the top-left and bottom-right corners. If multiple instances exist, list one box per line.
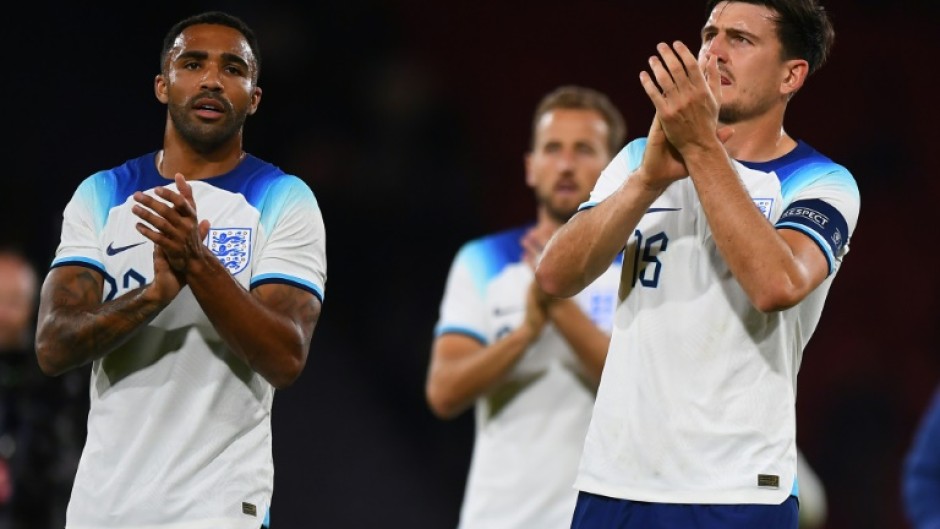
left=640, top=40, right=724, bottom=153
left=132, top=173, right=211, bottom=301
left=521, top=225, right=557, bottom=336
left=637, top=111, right=689, bottom=191
left=521, top=224, right=555, bottom=271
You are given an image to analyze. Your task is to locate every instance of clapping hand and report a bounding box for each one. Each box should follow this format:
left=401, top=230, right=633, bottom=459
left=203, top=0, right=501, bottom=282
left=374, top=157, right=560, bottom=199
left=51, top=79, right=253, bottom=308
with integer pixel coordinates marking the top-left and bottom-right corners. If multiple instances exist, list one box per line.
left=132, top=173, right=211, bottom=302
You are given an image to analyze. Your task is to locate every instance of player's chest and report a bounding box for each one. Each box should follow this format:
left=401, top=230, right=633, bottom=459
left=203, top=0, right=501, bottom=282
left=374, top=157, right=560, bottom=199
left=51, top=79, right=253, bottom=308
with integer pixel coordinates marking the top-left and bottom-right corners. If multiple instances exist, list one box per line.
left=97, top=195, right=263, bottom=300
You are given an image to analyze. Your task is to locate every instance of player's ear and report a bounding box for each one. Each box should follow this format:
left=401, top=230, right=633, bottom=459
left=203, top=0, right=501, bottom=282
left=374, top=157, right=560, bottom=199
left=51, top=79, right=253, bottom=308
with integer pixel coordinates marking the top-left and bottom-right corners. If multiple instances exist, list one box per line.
left=155, top=74, right=169, bottom=104
left=247, top=86, right=262, bottom=116
left=780, top=58, right=808, bottom=99
left=524, top=152, right=535, bottom=188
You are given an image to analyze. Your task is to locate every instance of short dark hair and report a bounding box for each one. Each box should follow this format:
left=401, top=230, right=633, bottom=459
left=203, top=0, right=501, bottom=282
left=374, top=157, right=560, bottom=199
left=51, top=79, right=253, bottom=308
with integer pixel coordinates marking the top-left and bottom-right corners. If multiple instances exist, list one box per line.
left=160, top=11, right=262, bottom=83
left=531, top=86, right=627, bottom=156
left=704, top=0, right=834, bottom=75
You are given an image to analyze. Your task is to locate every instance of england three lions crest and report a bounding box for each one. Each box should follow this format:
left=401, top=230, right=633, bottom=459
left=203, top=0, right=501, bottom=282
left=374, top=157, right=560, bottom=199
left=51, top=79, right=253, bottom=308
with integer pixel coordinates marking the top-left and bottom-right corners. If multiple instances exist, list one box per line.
left=207, top=228, right=252, bottom=275
left=753, top=198, right=775, bottom=220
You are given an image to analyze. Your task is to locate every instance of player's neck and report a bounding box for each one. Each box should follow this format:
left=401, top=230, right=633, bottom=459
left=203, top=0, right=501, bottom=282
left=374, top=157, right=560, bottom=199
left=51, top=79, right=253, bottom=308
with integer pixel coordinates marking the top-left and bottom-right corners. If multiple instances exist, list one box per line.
left=535, top=208, right=564, bottom=231
left=721, top=117, right=797, bottom=163
left=157, top=142, right=246, bottom=181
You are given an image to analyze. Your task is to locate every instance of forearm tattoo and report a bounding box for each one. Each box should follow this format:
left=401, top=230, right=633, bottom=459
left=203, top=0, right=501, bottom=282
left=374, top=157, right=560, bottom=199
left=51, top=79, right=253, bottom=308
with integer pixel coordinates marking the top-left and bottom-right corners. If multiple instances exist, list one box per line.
left=50, top=269, right=164, bottom=363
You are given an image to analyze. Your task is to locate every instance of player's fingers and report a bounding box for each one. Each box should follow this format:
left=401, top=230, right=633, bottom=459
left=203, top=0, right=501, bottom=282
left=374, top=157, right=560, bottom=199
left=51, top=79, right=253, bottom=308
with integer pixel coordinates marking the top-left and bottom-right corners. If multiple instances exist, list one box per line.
left=717, top=125, right=735, bottom=144
left=135, top=221, right=170, bottom=248
left=134, top=191, right=175, bottom=218
left=175, top=173, right=198, bottom=212
left=648, top=52, right=677, bottom=99
left=640, top=71, right=667, bottom=111
left=198, top=219, right=211, bottom=241
left=704, top=54, right=722, bottom=99
left=135, top=192, right=198, bottom=238
left=672, top=41, right=703, bottom=88
left=522, top=235, right=542, bottom=254
left=131, top=203, right=177, bottom=237
left=656, top=42, right=689, bottom=92
left=152, top=186, right=188, bottom=212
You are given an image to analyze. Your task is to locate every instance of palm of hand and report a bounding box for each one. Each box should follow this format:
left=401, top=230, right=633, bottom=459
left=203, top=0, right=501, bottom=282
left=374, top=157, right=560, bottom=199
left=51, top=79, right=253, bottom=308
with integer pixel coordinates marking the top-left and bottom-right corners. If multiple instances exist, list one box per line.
left=642, top=116, right=688, bottom=185
left=151, top=246, right=186, bottom=302
left=524, top=281, right=549, bottom=334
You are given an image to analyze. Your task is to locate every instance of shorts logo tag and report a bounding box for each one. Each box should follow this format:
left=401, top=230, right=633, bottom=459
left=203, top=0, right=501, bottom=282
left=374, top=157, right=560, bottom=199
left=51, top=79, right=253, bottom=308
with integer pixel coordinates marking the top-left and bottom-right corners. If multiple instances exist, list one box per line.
left=757, top=474, right=780, bottom=488
left=242, top=502, right=257, bottom=517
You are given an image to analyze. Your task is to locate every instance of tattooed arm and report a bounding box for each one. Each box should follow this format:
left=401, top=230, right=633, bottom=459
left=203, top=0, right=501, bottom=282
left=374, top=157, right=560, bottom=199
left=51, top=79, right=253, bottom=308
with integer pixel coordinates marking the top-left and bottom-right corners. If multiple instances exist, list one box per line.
left=35, top=247, right=183, bottom=376
left=133, top=174, right=321, bottom=389
left=189, top=273, right=320, bottom=390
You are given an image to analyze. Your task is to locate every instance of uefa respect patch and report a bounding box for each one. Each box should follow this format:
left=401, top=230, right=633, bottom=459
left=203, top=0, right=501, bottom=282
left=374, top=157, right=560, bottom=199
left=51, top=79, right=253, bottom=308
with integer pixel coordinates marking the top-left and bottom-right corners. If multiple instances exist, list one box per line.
left=776, top=198, right=849, bottom=262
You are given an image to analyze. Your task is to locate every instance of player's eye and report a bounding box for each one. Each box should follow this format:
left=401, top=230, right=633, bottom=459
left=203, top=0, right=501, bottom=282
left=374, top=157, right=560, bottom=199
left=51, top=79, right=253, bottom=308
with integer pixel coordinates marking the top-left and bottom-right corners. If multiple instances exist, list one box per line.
left=576, top=144, right=596, bottom=155
left=225, top=65, right=246, bottom=76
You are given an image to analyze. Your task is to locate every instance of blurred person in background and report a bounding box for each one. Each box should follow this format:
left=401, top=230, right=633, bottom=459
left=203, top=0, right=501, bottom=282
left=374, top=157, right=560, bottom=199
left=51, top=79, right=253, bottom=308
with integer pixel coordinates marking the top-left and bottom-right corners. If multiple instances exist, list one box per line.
left=903, top=384, right=940, bottom=529
left=0, top=250, right=37, bottom=352
left=0, top=247, right=86, bottom=529
left=426, top=85, right=627, bottom=529
left=797, top=449, right=828, bottom=528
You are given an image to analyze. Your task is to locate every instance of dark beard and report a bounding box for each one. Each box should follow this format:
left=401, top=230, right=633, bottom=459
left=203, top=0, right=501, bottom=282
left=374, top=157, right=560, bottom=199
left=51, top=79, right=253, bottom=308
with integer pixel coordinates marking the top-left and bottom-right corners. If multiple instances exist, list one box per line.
left=719, top=105, right=742, bottom=124
left=719, top=94, right=776, bottom=125
left=543, top=200, right=577, bottom=224
left=167, top=97, right=247, bottom=153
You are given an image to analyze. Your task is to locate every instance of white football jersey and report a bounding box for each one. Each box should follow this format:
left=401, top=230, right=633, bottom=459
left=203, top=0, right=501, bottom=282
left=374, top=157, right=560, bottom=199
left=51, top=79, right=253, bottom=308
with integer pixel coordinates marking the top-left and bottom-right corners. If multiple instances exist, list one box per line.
left=435, top=225, right=622, bottom=529
left=51, top=152, right=326, bottom=529
left=574, top=139, right=859, bottom=505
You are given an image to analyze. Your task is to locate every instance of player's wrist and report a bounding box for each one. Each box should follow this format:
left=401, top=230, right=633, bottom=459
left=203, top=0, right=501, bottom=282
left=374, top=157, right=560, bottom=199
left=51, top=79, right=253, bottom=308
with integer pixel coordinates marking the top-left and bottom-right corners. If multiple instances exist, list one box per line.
left=181, top=245, right=217, bottom=280
left=677, top=136, right=725, bottom=164
left=516, top=320, right=542, bottom=344
left=626, top=168, right=671, bottom=199
left=138, top=283, right=174, bottom=308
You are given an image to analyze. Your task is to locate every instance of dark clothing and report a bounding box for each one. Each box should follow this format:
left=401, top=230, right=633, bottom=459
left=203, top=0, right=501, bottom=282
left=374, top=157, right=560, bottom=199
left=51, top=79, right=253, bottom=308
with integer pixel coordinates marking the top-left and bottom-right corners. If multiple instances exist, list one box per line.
left=904, top=386, right=940, bottom=529
left=0, top=348, right=88, bottom=529
left=570, top=491, right=799, bottom=529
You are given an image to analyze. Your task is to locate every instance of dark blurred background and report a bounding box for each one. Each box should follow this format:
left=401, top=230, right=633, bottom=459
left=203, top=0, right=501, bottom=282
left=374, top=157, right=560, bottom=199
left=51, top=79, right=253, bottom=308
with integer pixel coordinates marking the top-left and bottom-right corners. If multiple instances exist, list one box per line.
left=5, top=1, right=938, bottom=528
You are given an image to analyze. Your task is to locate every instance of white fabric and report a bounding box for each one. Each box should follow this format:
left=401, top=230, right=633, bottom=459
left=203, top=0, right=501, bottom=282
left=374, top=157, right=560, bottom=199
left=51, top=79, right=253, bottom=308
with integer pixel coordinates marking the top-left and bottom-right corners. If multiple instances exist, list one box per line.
left=52, top=153, right=326, bottom=529
left=435, top=225, right=622, bottom=529
left=575, top=139, right=859, bottom=505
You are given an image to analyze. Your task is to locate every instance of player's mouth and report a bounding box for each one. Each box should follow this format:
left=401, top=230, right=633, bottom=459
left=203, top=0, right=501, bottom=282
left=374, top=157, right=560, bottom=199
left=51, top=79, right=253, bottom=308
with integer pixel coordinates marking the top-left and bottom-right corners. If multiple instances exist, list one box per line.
left=192, top=96, right=228, bottom=119
left=554, top=181, right=580, bottom=197
left=718, top=70, right=732, bottom=86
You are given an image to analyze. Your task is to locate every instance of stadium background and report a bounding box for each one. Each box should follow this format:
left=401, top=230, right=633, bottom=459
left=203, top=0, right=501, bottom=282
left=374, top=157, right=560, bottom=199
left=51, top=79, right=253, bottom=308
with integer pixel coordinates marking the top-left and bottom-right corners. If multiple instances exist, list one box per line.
left=6, top=1, right=938, bottom=528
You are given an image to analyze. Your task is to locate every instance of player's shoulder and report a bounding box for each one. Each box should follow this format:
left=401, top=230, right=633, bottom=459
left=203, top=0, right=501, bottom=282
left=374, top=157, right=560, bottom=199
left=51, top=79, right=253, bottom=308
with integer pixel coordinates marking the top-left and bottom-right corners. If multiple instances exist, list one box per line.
left=81, top=152, right=156, bottom=182
left=72, top=152, right=162, bottom=204
left=609, top=137, right=649, bottom=173
left=237, top=155, right=319, bottom=207
left=239, top=155, right=296, bottom=186
left=757, top=141, right=854, bottom=182
left=783, top=141, right=858, bottom=199
left=455, top=224, right=529, bottom=265
left=465, top=224, right=528, bottom=249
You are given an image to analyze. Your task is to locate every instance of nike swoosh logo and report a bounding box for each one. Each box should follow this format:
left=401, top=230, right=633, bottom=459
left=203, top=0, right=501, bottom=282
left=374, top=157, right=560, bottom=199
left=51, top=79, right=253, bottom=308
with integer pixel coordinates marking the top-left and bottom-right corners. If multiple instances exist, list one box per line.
left=646, top=207, right=682, bottom=213
left=106, top=241, right=145, bottom=256
left=493, top=306, right=524, bottom=317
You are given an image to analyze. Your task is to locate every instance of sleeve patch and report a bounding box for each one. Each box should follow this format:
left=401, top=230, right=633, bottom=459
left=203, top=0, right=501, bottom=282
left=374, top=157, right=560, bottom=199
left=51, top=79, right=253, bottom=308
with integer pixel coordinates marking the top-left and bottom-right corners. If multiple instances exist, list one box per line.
left=776, top=199, right=849, bottom=270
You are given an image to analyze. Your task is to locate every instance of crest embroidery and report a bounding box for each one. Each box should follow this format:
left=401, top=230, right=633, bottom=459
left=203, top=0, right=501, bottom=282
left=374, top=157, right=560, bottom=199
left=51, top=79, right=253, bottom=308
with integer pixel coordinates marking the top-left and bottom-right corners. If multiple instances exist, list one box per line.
left=753, top=198, right=774, bottom=220
left=207, top=228, right=251, bottom=274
